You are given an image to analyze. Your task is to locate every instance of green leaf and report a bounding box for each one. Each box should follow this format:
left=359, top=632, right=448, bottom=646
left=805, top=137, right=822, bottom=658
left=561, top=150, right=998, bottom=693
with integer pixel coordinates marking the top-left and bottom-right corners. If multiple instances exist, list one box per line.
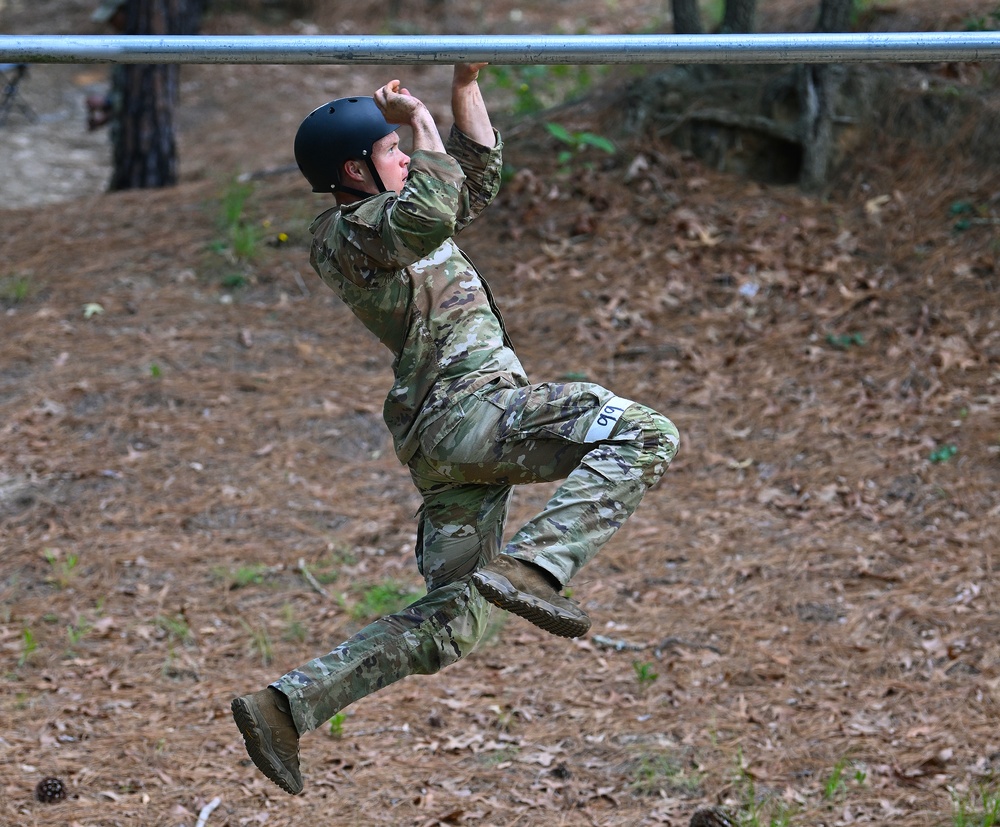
left=578, top=132, right=617, bottom=154
left=929, top=444, right=958, bottom=463
left=825, top=332, right=864, bottom=350
left=545, top=122, right=574, bottom=145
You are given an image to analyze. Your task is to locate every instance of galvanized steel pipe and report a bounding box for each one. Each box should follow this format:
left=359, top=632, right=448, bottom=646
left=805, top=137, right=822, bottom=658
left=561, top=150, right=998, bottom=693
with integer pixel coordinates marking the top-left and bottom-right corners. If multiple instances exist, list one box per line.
left=1, top=32, right=999, bottom=65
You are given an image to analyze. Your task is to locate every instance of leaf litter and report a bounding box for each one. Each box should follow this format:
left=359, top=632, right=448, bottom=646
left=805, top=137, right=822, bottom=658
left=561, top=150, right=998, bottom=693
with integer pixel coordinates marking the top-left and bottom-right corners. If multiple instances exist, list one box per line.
left=3, top=0, right=1000, bottom=825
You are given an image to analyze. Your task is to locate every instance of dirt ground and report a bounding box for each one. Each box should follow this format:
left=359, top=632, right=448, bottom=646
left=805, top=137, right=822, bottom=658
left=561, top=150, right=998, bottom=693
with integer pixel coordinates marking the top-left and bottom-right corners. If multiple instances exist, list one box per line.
left=3, top=1, right=1000, bottom=826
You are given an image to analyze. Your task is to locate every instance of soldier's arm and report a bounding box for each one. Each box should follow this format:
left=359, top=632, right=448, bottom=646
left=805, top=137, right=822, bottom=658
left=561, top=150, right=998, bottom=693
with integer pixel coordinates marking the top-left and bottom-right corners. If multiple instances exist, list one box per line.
left=374, top=78, right=446, bottom=154
left=445, top=64, right=503, bottom=233
left=326, top=150, right=467, bottom=277
left=451, top=63, right=495, bottom=148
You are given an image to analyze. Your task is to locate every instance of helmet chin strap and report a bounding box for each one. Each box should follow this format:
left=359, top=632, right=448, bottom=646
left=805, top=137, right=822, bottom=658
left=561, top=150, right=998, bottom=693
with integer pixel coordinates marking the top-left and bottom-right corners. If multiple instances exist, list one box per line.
left=364, top=155, right=389, bottom=193
left=334, top=153, right=388, bottom=199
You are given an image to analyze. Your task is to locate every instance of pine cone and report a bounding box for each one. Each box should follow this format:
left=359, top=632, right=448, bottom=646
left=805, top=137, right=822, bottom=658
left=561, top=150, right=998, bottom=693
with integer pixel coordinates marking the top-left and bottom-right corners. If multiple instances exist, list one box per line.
left=690, top=806, right=734, bottom=827
left=34, top=777, right=67, bottom=803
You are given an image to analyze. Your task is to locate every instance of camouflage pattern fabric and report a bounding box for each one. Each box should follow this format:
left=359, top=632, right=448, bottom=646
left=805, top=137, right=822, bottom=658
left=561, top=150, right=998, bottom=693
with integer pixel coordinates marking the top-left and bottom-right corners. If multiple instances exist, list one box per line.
left=273, top=385, right=678, bottom=733
left=411, top=383, right=679, bottom=588
left=308, top=125, right=526, bottom=466
left=274, top=579, right=498, bottom=735
left=270, top=125, right=679, bottom=735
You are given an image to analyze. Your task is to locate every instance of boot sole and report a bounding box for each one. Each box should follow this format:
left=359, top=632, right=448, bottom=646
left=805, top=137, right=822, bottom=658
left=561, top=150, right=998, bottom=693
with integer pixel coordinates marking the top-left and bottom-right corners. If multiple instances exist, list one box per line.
left=472, top=571, right=591, bottom=639
left=231, top=696, right=304, bottom=795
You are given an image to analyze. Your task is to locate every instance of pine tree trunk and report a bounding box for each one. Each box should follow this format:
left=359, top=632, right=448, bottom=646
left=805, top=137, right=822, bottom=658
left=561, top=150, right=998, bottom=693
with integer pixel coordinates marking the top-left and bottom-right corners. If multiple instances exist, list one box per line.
left=721, top=0, right=757, bottom=34
left=109, top=0, right=203, bottom=191
left=817, top=0, right=853, bottom=34
left=798, top=0, right=854, bottom=192
left=672, top=0, right=703, bottom=34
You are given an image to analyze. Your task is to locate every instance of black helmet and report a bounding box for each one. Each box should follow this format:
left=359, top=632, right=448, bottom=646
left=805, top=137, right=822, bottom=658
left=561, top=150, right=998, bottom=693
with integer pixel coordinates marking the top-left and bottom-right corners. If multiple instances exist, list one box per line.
left=294, top=97, right=399, bottom=195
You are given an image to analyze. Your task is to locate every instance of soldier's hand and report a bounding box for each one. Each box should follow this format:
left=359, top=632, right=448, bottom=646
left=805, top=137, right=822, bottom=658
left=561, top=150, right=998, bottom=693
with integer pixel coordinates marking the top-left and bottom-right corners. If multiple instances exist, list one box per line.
left=453, top=63, right=488, bottom=86
left=374, top=79, right=427, bottom=125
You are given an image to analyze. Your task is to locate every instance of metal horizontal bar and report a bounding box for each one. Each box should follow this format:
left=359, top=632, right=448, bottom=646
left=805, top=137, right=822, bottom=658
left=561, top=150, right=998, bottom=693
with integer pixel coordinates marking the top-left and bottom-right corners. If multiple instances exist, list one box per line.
left=0, top=32, right=999, bottom=66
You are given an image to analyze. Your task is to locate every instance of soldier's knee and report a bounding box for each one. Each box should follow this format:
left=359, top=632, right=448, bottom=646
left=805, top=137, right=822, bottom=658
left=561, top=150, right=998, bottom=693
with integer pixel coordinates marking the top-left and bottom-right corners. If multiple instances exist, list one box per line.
left=616, top=404, right=679, bottom=478
left=649, top=410, right=680, bottom=464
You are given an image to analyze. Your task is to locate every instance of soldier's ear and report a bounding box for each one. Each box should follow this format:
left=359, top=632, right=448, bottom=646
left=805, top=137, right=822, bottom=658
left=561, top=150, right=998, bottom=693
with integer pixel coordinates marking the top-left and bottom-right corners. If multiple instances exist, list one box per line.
left=343, top=160, right=365, bottom=183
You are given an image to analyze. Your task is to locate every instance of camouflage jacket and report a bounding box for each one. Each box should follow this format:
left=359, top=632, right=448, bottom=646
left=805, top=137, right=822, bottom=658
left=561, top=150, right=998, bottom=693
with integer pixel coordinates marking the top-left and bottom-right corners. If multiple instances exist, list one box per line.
left=308, top=125, right=528, bottom=464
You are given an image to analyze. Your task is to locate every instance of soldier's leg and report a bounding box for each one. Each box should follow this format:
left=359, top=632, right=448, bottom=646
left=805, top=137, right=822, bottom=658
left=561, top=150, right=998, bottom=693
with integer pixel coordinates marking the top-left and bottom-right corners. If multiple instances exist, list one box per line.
left=233, top=577, right=492, bottom=795
left=500, top=397, right=679, bottom=586
left=268, top=482, right=507, bottom=736
left=418, top=382, right=679, bottom=633
left=233, top=481, right=506, bottom=794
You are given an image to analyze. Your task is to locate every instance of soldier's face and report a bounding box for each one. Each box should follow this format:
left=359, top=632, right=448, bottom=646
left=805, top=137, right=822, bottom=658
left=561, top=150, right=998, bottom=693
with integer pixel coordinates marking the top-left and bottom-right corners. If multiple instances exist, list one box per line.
left=369, top=132, right=410, bottom=194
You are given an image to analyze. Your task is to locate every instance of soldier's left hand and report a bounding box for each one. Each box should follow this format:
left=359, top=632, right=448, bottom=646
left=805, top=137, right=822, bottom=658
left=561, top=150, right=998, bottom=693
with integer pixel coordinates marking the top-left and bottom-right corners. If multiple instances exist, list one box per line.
left=453, top=63, right=489, bottom=86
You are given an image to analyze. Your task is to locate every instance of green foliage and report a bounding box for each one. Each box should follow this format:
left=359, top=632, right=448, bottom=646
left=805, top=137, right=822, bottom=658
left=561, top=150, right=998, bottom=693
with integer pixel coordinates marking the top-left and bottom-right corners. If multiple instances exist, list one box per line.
left=156, top=613, right=192, bottom=643
left=240, top=619, right=273, bottom=666
left=18, top=627, right=37, bottom=667
left=545, top=122, right=616, bottom=168
left=220, top=273, right=249, bottom=289
left=630, top=753, right=701, bottom=796
left=66, top=617, right=92, bottom=647
left=230, top=221, right=262, bottom=261
left=478, top=746, right=520, bottom=766
left=211, top=178, right=265, bottom=281
left=823, top=757, right=855, bottom=800
left=704, top=0, right=727, bottom=28
left=963, top=6, right=1000, bottom=31
left=351, top=580, right=424, bottom=620
left=308, top=546, right=356, bottom=586
left=850, top=0, right=874, bottom=27
left=0, top=274, right=32, bottom=305
left=221, top=178, right=254, bottom=228
left=825, top=331, right=865, bottom=350
left=282, top=604, right=307, bottom=644
left=216, top=562, right=270, bottom=589
left=729, top=749, right=797, bottom=826
left=929, top=444, right=958, bottom=463
left=718, top=753, right=869, bottom=824
left=485, top=64, right=603, bottom=116
left=328, top=712, right=346, bottom=739
left=44, top=549, right=79, bottom=589
left=632, top=660, right=659, bottom=689
left=951, top=784, right=1000, bottom=827
left=948, top=200, right=993, bottom=233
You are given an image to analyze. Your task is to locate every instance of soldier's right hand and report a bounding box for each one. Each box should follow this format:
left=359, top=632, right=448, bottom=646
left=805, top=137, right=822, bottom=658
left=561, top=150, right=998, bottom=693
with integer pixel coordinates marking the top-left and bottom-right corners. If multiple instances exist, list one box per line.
left=374, top=79, right=428, bottom=126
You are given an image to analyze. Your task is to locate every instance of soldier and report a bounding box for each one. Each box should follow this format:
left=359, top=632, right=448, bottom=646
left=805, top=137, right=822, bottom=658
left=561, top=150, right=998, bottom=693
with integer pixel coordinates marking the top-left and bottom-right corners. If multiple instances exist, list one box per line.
left=231, top=64, right=679, bottom=795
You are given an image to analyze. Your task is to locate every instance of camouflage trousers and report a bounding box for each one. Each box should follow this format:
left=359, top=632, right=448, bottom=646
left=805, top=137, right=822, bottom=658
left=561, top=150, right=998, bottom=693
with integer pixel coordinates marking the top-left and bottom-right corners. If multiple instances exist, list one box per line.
left=272, top=380, right=679, bottom=735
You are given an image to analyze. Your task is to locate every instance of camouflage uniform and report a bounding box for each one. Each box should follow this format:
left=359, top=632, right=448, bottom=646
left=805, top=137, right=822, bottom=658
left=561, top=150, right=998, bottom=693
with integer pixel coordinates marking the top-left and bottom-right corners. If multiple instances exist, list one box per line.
left=272, top=126, right=679, bottom=735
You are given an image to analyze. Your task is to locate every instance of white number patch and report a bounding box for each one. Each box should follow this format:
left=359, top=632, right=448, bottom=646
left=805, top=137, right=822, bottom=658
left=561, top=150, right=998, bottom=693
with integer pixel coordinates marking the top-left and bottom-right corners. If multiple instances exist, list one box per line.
left=584, top=396, right=634, bottom=443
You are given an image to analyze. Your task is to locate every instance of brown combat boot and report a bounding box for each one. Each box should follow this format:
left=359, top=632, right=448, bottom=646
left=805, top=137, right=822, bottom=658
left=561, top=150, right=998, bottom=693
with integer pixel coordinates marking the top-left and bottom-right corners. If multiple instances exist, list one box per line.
left=231, top=687, right=303, bottom=795
left=472, top=555, right=591, bottom=639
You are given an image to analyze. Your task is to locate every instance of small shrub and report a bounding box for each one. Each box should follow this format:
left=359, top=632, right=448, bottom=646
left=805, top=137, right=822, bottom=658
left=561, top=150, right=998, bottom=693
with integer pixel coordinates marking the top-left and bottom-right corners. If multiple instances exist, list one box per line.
left=351, top=580, right=424, bottom=620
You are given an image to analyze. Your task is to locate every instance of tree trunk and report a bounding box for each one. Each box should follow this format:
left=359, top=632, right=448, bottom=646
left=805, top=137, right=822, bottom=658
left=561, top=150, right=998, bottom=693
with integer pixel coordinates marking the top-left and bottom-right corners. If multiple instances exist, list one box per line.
left=109, top=0, right=204, bottom=191
left=672, top=0, right=703, bottom=34
left=721, top=0, right=756, bottom=34
left=798, top=0, right=854, bottom=191
left=817, top=0, right=854, bottom=34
